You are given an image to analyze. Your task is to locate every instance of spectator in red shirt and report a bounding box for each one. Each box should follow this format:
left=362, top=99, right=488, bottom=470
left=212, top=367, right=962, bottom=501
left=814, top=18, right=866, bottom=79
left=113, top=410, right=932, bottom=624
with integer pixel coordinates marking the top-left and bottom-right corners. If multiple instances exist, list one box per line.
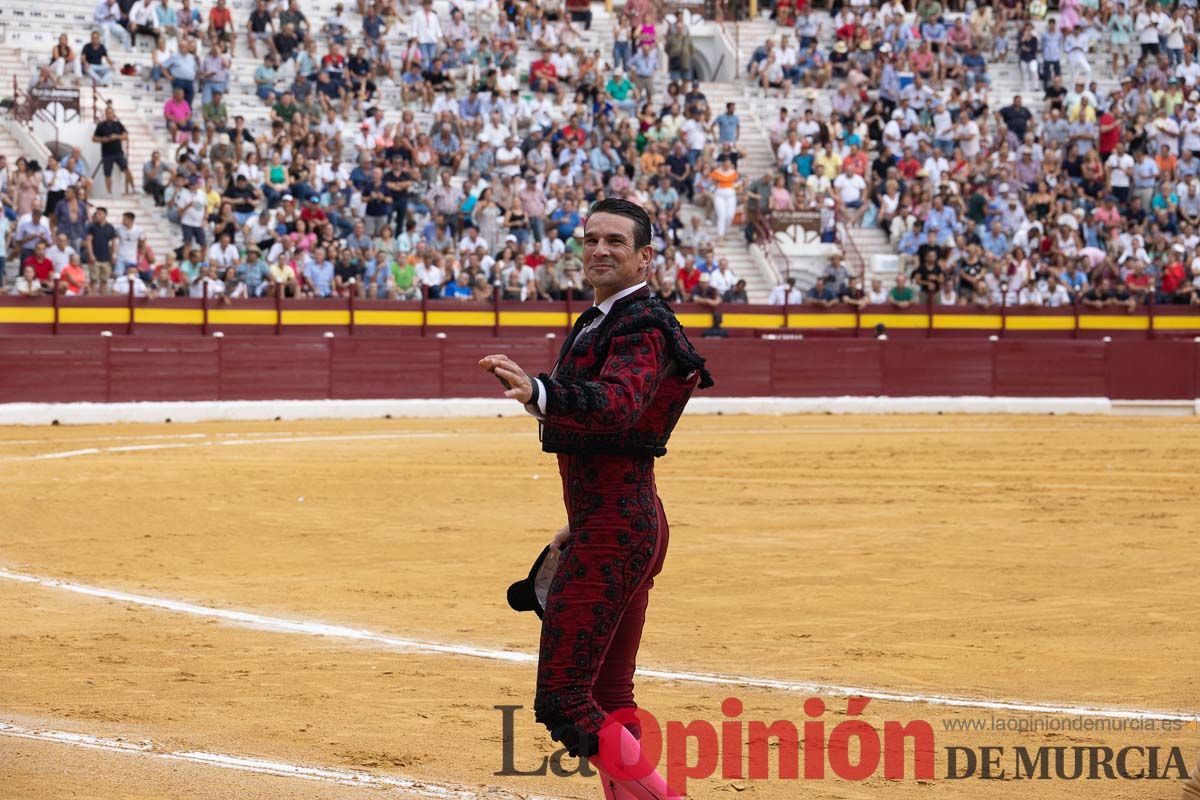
left=897, top=147, right=921, bottom=180
left=300, top=196, right=328, bottom=226
left=1159, top=246, right=1189, bottom=303
left=529, top=50, right=558, bottom=92
left=1098, top=110, right=1121, bottom=157
left=524, top=248, right=546, bottom=271
left=23, top=242, right=55, bottom=286
left=208, top=0, right=235, bottom=42
left=1125, top=261, right=1152, bottom=301
left=560, top=115, right=587, bottom=147
left=676, top=261, right=701, bottom=296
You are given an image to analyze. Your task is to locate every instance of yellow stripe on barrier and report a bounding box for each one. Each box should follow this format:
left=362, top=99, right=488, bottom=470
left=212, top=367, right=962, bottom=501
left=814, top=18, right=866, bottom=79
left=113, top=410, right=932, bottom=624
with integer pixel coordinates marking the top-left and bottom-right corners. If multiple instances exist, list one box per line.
left=135, top=308, right=205, bottom=325
left=1152, top=316, right=1200, bottom=330
left=676, top=313, right=718, bottom=328
left=724, top=312, right=785, bottom=328
left=933, top=314, right=1003, bottom=329
left=498, top=310, right=571, bottom=327
left=280, top=310, right=353, bottom=326
left=59, top=307, right=130, bottom=324
left=861, top=313, right=929, bottom=329
left=426, top=310, right=495, bottom=327
left=1078, top=315, right=1150, bottom=331
left=207, top=309, right=279, bottom=325
left=1002, top=315, right=1076, bottom=331
left=354, top=310, right=424, bottom=327
left=784, top=313, right=858, bottom=328
left=0, top=307, right=55, bottom=324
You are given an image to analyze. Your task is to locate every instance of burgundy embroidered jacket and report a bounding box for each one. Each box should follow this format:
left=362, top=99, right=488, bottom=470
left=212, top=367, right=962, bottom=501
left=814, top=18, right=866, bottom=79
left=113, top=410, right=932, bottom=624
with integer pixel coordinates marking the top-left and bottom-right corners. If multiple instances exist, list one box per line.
left=537, top=286, right=714, bottom=458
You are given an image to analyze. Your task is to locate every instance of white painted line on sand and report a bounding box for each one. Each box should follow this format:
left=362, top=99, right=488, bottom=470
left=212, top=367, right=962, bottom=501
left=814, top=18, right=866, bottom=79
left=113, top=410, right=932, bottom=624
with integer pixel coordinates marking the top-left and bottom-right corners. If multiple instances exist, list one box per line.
left=0, top=721, right=563, bottom=799
left=1, top=568, right=1195, bottom=724
left=10, top=432, right=455, bottom=462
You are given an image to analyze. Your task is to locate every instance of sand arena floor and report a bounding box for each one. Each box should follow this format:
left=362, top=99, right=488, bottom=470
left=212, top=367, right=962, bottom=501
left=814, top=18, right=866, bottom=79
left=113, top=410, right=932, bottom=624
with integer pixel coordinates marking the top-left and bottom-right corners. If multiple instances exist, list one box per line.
left=0, top=414, right=1198, bottom=799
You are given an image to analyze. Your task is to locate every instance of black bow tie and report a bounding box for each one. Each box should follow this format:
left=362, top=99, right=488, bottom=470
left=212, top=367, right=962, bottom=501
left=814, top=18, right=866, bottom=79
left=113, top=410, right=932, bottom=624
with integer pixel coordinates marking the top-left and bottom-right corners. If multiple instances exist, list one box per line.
left=552, top=305, right=603, bottom=376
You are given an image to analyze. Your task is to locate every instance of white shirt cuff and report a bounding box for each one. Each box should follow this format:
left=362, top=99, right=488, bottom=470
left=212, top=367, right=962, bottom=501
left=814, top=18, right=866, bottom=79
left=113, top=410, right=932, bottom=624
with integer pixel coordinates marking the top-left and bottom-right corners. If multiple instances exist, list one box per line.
left=524, top=377, right=547, bottom=421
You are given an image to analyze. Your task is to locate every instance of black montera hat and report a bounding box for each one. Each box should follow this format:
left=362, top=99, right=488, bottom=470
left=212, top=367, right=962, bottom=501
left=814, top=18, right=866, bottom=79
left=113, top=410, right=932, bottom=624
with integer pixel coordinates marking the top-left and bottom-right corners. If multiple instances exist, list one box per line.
left=506, top=544, right=562, bottom=619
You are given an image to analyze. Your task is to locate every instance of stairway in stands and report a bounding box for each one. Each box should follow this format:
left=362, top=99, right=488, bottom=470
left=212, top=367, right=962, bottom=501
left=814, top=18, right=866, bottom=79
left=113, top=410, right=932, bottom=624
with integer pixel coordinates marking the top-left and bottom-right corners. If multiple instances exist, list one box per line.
left=0, top=44, right=179, bottom=260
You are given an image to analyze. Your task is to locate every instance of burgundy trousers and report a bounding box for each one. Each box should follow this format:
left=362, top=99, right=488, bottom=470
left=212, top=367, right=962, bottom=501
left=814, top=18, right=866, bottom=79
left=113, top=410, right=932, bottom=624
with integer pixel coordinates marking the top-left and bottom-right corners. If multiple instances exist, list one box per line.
left=533, top=451, right=669, bottom=757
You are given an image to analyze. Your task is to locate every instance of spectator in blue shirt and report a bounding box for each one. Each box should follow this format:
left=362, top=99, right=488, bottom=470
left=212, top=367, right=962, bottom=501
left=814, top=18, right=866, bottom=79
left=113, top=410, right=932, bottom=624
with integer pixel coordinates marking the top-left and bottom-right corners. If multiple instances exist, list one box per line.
left=550, top=206, right=581, bottom=239
left=961, top=45, right=989, bottom=89
left=980, top=220, right=1009, bottom=258
left=304, top=247, right=335, bottom=297
left=805, top=277, right=838, bottom=306
left=925, top=197, right=960, bottom=245
left=630, top=44, right=658, bottom=101
left=442, top=270, right=474, bottom=299
left=713, top=103, right=739, bottom=145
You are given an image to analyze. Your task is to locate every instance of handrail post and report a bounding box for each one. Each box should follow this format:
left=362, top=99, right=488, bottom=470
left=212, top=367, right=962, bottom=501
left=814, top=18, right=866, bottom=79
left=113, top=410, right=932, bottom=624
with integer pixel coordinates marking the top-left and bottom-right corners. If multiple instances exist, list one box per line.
left=564, top=284, right=573, bottom=333
left=127, top=273, right=135, bottom=335
left=420, top=283, right=428, bottom=337
left=275, top=282, right=283, bottom=335
left=925, top=284, right=934, bottom=338
left=348, top=283, right=356, bottom=336
left=1072, top=292, right=1080, bottom=339
left=999, top=283, right=1008, bottom=339
left=492, top=283, right=501, bottom=337
left=1146, top=292, right=1155, bottom=340
left=52, top=278, right=61, bottom=335
left=201, top=279, right=209, bottom=336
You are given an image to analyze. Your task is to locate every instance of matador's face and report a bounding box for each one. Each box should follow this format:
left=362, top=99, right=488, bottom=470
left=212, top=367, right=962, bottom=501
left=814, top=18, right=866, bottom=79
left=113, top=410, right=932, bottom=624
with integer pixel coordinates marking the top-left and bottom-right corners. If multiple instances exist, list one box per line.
left=582, top=212, right=651, bottom=299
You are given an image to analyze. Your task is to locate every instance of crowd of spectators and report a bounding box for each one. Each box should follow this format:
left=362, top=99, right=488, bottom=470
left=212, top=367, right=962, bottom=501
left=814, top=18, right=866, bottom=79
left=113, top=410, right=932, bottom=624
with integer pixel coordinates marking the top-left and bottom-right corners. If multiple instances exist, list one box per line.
left=0, top=0, right=755, bottom=309
left=7, top=0, right=1200, bottom=314
left=750, top=0, right=1200, bottom=310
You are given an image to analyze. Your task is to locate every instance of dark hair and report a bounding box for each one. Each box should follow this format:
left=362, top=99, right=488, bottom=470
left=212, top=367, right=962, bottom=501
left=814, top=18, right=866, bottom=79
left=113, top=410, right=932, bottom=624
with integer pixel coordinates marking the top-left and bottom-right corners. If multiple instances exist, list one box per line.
left=586, top=198, right=651, bottom=250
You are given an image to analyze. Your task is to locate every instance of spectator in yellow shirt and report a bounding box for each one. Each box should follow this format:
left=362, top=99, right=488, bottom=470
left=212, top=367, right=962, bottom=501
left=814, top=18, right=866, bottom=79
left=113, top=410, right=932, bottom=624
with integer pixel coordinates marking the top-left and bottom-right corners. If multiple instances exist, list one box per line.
left=815, top=147, right=843, bottom=180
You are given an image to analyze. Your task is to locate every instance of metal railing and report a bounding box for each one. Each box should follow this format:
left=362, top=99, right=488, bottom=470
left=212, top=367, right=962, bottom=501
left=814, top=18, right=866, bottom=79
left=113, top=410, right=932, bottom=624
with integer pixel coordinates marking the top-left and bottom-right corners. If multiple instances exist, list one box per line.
left=835, top=208, right=867, bottom=278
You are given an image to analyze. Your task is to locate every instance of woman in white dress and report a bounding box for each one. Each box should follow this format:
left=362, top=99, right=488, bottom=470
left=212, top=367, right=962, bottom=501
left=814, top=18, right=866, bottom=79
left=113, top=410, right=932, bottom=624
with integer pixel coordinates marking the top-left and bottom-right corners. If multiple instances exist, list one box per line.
left=471, top=187, right=505, bottom=254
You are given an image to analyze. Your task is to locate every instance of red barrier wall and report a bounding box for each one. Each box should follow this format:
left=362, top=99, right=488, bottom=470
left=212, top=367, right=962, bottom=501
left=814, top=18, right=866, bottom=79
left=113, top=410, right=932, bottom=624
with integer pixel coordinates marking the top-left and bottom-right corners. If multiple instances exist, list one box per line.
left=1, top=335, right=1198, bottom=403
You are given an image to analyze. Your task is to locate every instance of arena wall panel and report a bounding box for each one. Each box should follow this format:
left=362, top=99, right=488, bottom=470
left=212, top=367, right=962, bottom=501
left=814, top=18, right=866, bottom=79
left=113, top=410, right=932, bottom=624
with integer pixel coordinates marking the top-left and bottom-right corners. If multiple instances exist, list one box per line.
left=107, top=338, right=221, bottom=402
left=992, top=341, right=1108, bottom=397
left=217, top=339, right=332, bottom=401
left=882, top=341, right=994, bottom=397
left=2, top=335, right=1200, bottom=404
left=0, top=338, right=110, bottom=402
left=770, top=339, right=884, bottom=397
left=1105, top=341, right=1197, bottom=401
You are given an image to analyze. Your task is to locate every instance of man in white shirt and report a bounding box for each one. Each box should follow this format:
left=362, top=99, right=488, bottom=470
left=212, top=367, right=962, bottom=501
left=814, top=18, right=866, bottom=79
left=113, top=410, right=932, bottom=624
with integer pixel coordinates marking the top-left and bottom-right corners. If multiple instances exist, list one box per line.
left=176, top=178, right=209, bottom=249
left=549, top=44, right=576, bottom=81
left=777, top=131, right=803, bottom=170
left=954, top=116, right=981, bottom=159
left=768, top=277, right=804, bottom=305
left=114, top=212, right=146, bottom=274
left=1177, top=54, right=1200, bottom=87
left=1182, top=106, right=1200, bottom=156
left=709, top=259, right=737, bottom=295
left=1106, top=143, right=1135, bottom=202
left=539, top=229, right=566, bottom=263
left=458, top=225, right=487, bottom=253
left=496, top=136, right=524, bottom=178
left=833, top=168, right=868, bottom=224
left=189, top=264, right=225, bottom=298
left=1155, top=111, right=1182, bottom=156
left=410, top=0, right=443, bottom=65
left=112, top=264, right=149, bottom=297
left=883, top=110, right=905, bottom=157
left=207, top=233, right=239, bottom=269
left=47, top=233, right=77, bottom=275
left=479, top=111, right=510, bottom=148
left=680, top=113, right=708, bottom=162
